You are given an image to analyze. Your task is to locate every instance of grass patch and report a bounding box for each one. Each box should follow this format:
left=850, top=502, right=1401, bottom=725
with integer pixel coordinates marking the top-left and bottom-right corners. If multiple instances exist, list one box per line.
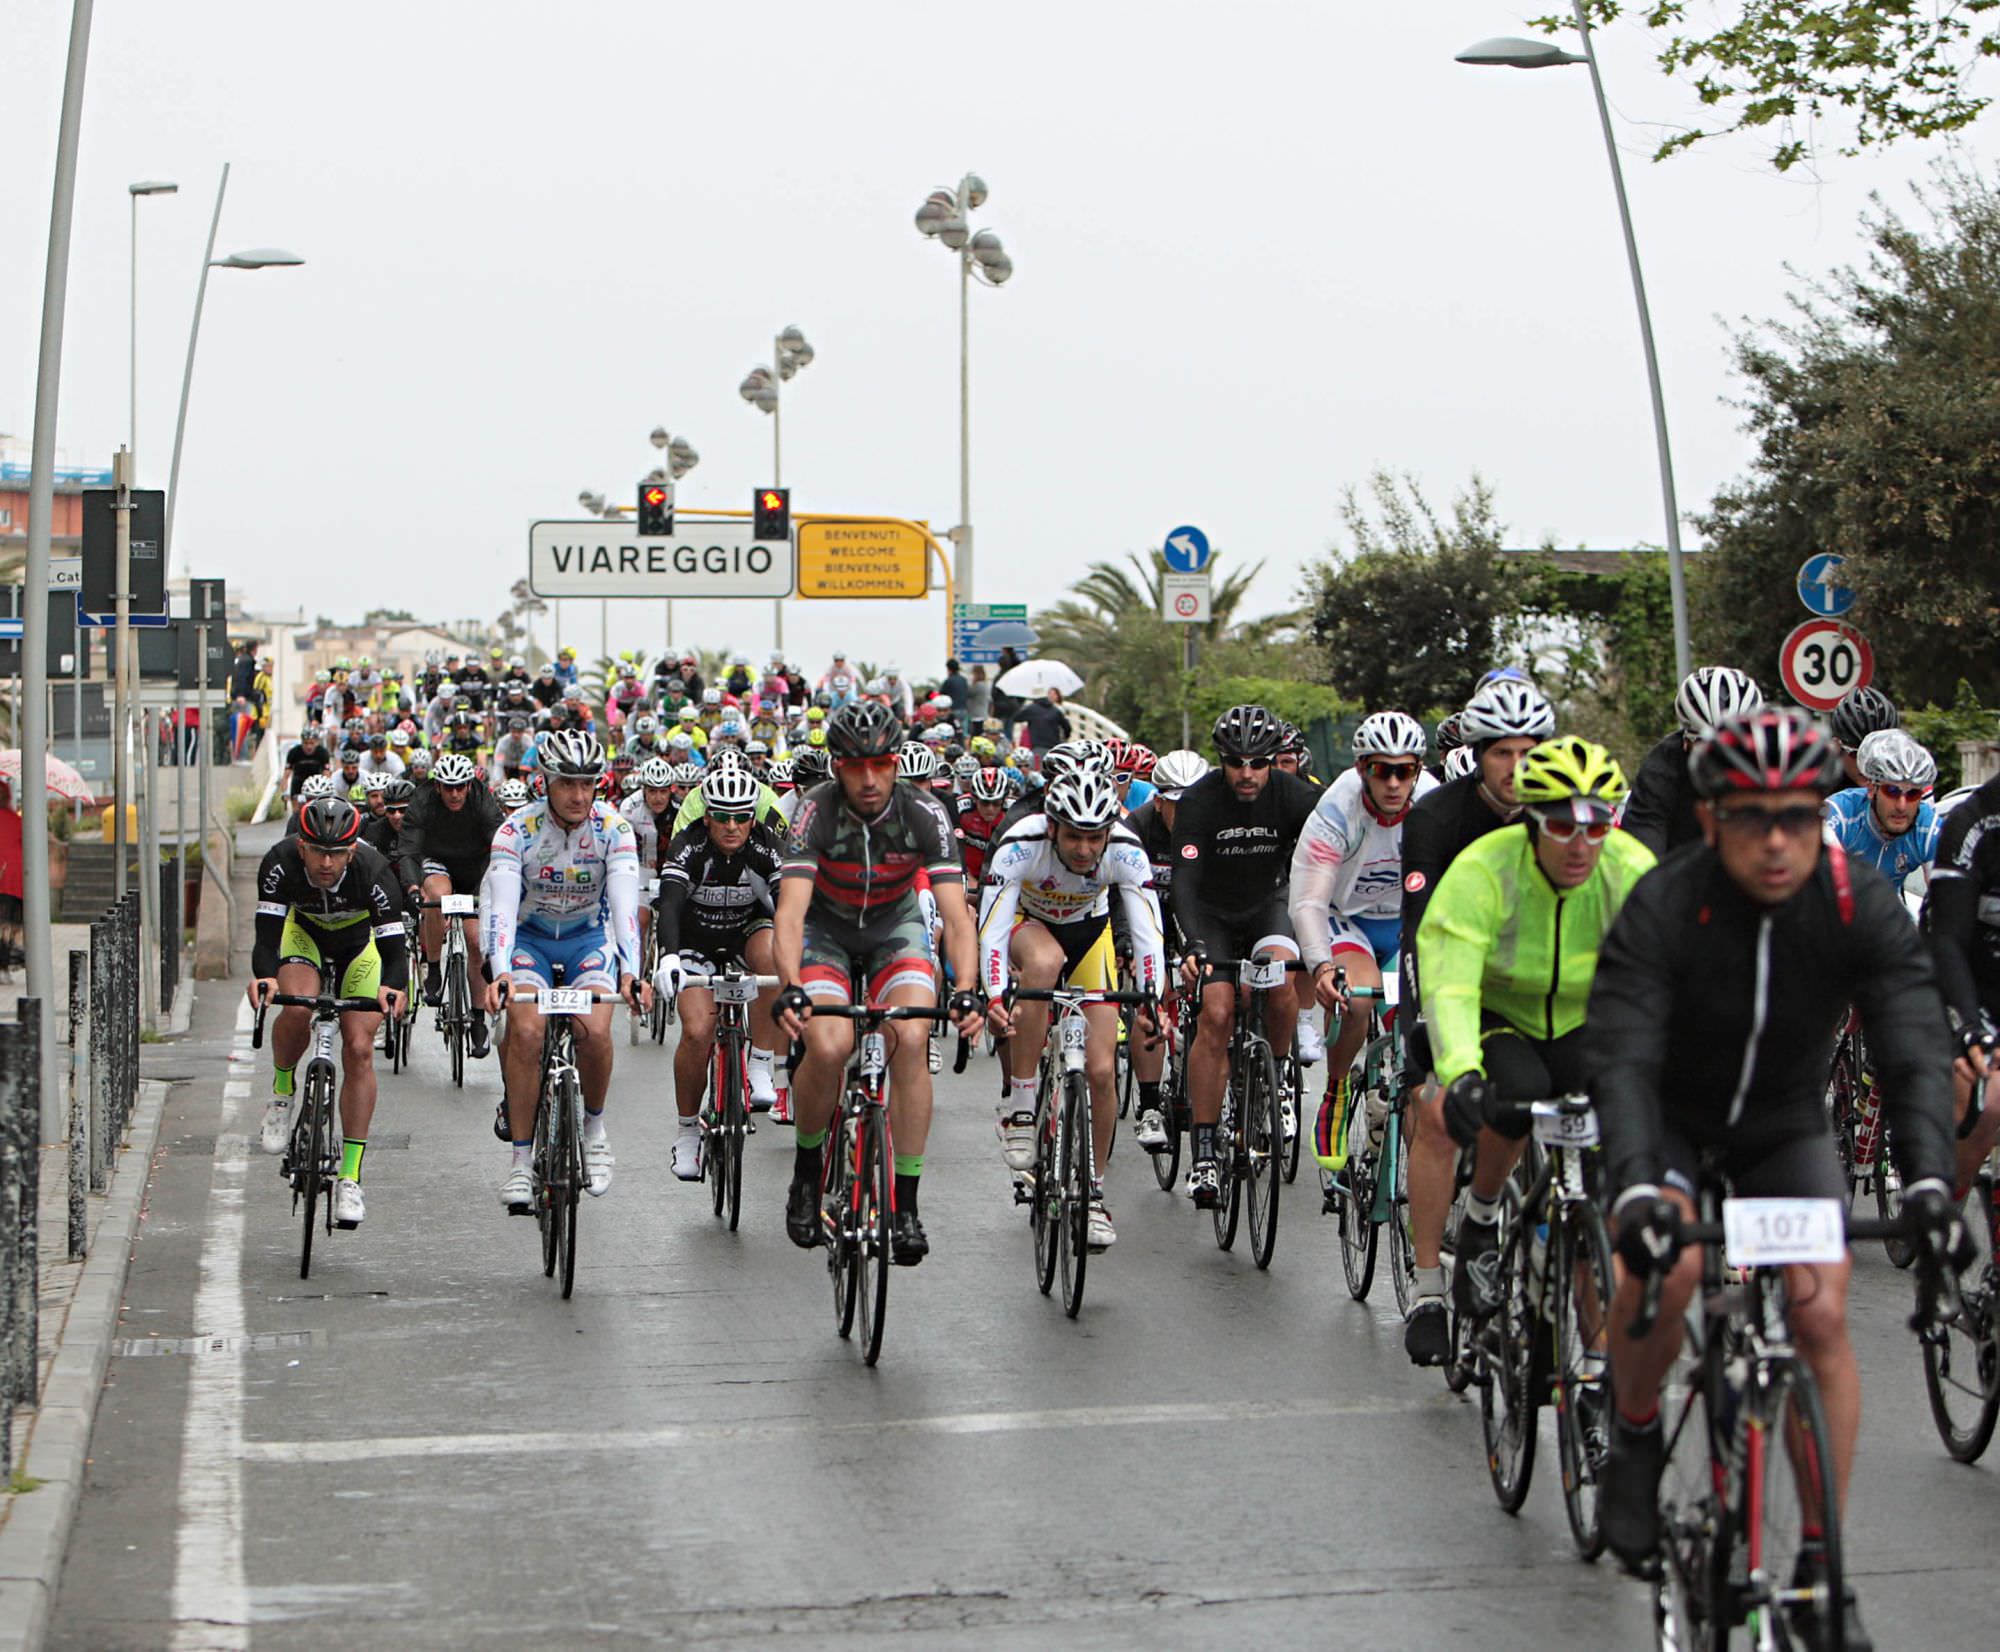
left=8, top=1471, right=44, bottom=1494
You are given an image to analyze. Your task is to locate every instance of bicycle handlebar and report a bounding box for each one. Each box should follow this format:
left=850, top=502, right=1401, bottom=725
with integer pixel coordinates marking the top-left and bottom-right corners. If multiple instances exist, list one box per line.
left=807, top=1003, right=959, bottom=1024
left=251, top=993, right=386, bottom=1049
left=1005, top=987, right=1157, bottom=1008
left=681, top=973, right=783, bottom=990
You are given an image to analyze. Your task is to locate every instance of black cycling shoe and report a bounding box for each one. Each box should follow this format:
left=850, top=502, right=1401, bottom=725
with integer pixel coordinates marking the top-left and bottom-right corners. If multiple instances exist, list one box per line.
left=1187, top=1159, right=1221, bottom=1210
left=890, top=1209, right=929, bottom=1266
left=492, top=1099, right=511, bottom=1143
left=1789, top=1544, right=1872, bottom=1652
left=422, top=966, right=443, bottom=1007
left=467, top=1016, right=490, bottom=1059
left=1404, top=1299, right=1450, bottom=1366
left=1452, top=1215, right=1502, bottom=1318
left=785, top=1177, right=823, bottom=1249
left=1599, top=1413, right=1666, bottom=1572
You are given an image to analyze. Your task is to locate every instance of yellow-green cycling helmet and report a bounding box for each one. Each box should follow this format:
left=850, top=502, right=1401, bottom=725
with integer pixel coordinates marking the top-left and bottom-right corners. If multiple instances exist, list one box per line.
left=1515, top=736, right=1627, bottom=825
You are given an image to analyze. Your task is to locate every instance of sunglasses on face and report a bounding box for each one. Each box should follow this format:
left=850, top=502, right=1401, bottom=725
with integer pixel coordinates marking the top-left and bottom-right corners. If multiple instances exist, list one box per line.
left=709, top=809, right=756, bottom=825
left=1876, top=783, right=1928, bottom=803
left=844, top=757, right=898, bottom=775
left=1365, top=761, right=1420, bottom=783
left=1715, top=803, right=1822, bottom=840
left=1222, top=756, right=1271, bottom=772
left=1534, top=814, right=1610, bottom=843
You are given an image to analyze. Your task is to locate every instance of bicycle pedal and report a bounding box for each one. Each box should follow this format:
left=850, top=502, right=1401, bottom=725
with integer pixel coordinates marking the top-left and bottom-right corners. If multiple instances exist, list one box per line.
left=1012, top=1172, right=1035, bottom=1206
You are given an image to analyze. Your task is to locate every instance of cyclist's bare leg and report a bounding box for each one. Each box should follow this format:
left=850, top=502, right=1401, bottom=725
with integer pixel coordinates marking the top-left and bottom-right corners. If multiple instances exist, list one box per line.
left=1083, top=999, right=1120, bottom=1166
left=338, top=1012, right=381, bottom=1138
left=1408, top=1082, right=1453, bottom=1270
left=790, top=1007, right=854, bottom=1141
left=674, top=990, right=715, bottom=1118
left=1786, top=1256, right=1856, bottom=1512
left=1953, top=1065, right=2000, bottom=1189
left=883, top=978, right=936, bottom=1157
left=1607, top=1186, right=1700, bottom=1420
left=1187, top=980, right=1236, bottom=1127
left=419, top=873, right=452, bottom=964
left=460, top=913, right=485, bottom=984
left=1260, top=943, right=1301, bottom=1053
left=270, top=959, right=321, bottom=1072
left=745, top=929, right=781, bottom=1050
left=1470, top=1127, right=1527, bottom=1201
left=1004, top=923, right=1064, bottom=1083
left=501, top=1005, right=544, bottom=1140
left=571, top=1000, right=617, bottom=1111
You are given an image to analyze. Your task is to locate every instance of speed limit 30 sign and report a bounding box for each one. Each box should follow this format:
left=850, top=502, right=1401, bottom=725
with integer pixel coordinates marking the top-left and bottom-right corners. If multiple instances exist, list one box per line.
left=1779, top=619, right=1874, bottom=713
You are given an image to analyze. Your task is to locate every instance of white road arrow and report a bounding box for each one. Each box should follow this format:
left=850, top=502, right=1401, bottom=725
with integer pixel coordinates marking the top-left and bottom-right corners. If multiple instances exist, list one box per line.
left=1168, top=534, right=1199, bottom=561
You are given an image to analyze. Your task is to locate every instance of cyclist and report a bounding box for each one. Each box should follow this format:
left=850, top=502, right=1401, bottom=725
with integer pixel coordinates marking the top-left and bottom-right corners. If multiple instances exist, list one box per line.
left=1123, top=749, right=1208, bottom=1148
left=1923, top=749, right=2000, bottom=1188
left=483, top=732, right=647, bottom=1212
left=1829, top=683, right=1899, bottom=788
left=362, top=777, right=415, bottom=859
left=652, top=765, right=786, bottom=1180
left=284, top=729, right=332, bottom=814
left=1620, top=665, right=1763, bottom=858
left=779, top=746, right=828, bottom=826
left=671, top=746, right=785, bottom=834
left=1397, top=675, right=1555, bottom=1364
left=1586, top=707, right=1964, bottom=1602
left=953, top=765, right=1011, bottom=894
left=494, top=777, right=531, bottom=812
left=771, top=700, right=984, bottom=1265
left=396, top=753, right=504, bottom=1057
left=357, top=731, right=405, bottom=781
left=1289, top=710, right=1436, bottom=1171
left=1823, top=727, right=1940, bottom=896
left=1170, top=705, right=1322, bottom=1208
left=249, top=797, right=410, bottom=1229
left=981, top=771, right=1164, bottom=1247
left=620, top=756, right=681, bottom=874
left=1112, top=742, right=1157, bottom=814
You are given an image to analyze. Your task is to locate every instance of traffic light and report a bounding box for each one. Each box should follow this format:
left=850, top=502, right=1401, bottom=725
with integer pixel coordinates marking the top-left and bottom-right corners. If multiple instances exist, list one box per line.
left=638, top=481, right=673, bottom=536
left=753, top=487, right=791, bottom=541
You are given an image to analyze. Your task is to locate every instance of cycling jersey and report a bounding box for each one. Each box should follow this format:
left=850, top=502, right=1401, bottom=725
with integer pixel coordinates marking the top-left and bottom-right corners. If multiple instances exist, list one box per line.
left=977, top=815, right=1164, bottom=997
left=1397, top=771, right=1517, bottom=998
left=670, top=781, right=785, bottom=837
left=1167, top=767, right=1322, bottom=944
left=780, top=780, right=963, bottom=921
left=1290, top=766, right=1439, bottom=969
left=1416, top=823, right=1656, bottom=1090
left=252, top=838, right=409, bottom=991
left=953, top=795, right=1007, bottom=884
left=396, top=780, right=504, bottom=895
left=483, top=800, right=642, bottom=988
left=1928, top=772, right=2000, bottom=1029
left=284, top=742, right=332, bottom=797
left=655, top=821, right=782, bottom=959
left=1618, top=730, right=1700, bottom=860
left=1823, top=786, right=1938, bottom=892
left=618, top=793, right=678, bottom=874
left=1121, top=777, right=1157, bottom=813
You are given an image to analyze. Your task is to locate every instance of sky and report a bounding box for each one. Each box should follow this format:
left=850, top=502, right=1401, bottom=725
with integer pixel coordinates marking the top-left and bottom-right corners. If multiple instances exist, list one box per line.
left=4, top=1, right=1991, bottom=686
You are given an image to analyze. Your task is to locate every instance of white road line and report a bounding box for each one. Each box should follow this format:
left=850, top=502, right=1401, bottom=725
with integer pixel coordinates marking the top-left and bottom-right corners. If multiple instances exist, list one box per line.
left=242, top=1394, right=1443, bottom=1467
left=169, top=999, right=254, bottom=1652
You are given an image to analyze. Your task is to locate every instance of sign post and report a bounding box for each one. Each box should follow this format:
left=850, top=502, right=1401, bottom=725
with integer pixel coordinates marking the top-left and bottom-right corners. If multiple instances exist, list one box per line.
left=1161, top=525, right=1212, bottom=747
left=528, top=519, right=794, bottom=600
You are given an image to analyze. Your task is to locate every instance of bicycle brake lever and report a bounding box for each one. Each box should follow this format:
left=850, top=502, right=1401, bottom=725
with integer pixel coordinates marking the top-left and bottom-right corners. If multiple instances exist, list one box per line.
left=953, top=1035, right=971, bottom=1075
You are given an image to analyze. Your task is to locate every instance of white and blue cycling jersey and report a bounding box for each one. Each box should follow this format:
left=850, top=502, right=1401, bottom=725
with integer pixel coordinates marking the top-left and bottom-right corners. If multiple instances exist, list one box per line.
left=1824, top=786, right=1939, bottom=894
left=1121, top=777, right=1157, bottom=813
left=483, top=799, right=641, bottom=991
left=1288, top=765, right=1439, bottom=969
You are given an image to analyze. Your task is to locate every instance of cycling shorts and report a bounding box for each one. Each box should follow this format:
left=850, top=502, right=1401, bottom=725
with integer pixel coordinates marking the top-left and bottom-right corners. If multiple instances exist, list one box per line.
left=507, top=923, right=618, bottom=993
left=800, top=899, right=934, bottom=1006
left=1328, top=910, right=1400, bottom=967
left=1186, top=896, right=1295, bottom=965
left=421, top=856, right=484, bottom=896
left=1657, top=1126, right=1847, bottom=1208
left=1015, top=912, right=1117, bottom=993
left=277, top=912, right=382, bottom=1001
left=678, top=916, right=774, bottom=976
left=1478, top=1014, right=1590, bottom=1143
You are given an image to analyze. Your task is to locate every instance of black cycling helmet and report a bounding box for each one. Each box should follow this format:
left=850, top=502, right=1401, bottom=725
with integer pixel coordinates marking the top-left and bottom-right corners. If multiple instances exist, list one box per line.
left=791, top=746, right=831, bottom=784
left=381, top=778, right=416, bottom=807
left=1828, top=684, right=1898, bottom=750
left=826, top=699, right=903, bottom=759
left=1434, top=712, right=1465, bottom=756
left=297, top=796, right=362, bottom=849
left=1211, top=704, right=1284, bottom=760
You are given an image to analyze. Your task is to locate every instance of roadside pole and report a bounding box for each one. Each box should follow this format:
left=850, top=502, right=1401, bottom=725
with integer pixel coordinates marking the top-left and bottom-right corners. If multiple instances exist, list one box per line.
left=112, top=450, right=131, bottom=899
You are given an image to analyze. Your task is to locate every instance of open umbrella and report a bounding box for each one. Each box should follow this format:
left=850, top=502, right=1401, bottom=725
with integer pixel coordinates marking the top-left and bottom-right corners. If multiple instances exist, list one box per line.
left=0, top=751, right=93, bottom=803
left=995, top=658, right=1083, bottom=699
left=976, top=621, right=1040, bottom=651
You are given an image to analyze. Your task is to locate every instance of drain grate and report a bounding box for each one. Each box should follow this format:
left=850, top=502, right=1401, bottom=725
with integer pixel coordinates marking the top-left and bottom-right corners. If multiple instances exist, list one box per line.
left=112, top=1329, right=324, bottom=1357
left=166, top=1132, right=411, bottom=1155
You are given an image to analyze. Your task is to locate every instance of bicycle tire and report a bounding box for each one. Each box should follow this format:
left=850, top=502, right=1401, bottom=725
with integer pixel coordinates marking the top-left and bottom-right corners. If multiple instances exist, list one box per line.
left=1874, top=1133, right=1916, bottom=1270
left=1033, top=1065, right=1060, bottom=1296
left=1823, top=1033, right=1861, bottom=1201
left=298, top=1071, right=330, bottom=1280
left=1478, top=1182, right=1538, bottom=1513
left=1745, top=1357, right=1844, bottom=1652
left=707, top=1044, right=727, bottom=1221
left=827, top=1105, right=857, bottom=1338
left=1387, top=1112, right=1418, bottom=1319
left=1152, top=1034, right=1184, bottom=1193
left=723, top=1036, right=746, bottom=1234
left=1059, top=1069, right=1092, bottom=1318
left=536, top=1068, right=559, bottom=1279
left=557, top=1071, right=582, bottom=1299
left=1244, top=1041, right=1281, bottom=1269
left=1116, top=1022, right=1133, bottom=1119
left=1555, top=1202, right=1616, bottom=1560
left=1654, top=1337, right=1727, bottom=1652
left=1337, top=1145, right=1378, bottom=1303
left=398, top=1005, right=413, bottom=1070
left=857, top=1105, right=891, bottom=1366
left=1281, top=1040, right=1303, bottom=1185
left=446, top=950, right=467, bottom=1091
left=1923, top=1180, right=2000, bottom=1463
left=1212, top=1066, right=1242, bottom=1252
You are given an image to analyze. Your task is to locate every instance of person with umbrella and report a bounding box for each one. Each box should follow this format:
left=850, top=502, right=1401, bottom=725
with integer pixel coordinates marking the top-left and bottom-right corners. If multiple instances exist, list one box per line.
left=1020, top=687, right=1071, bottom=753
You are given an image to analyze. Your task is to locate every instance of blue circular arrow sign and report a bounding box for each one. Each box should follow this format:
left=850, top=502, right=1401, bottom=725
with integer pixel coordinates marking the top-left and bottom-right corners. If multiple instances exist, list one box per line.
left=1162, top=525, right=1211, bottom=573
left=1796, top=553, right=1855, bottom=618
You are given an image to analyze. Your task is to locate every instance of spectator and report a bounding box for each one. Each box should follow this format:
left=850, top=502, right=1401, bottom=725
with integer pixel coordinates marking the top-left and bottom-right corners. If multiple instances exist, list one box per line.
left=228, top=641, right=258, bottom=703
left=991, top=647, right=1023, bottom=727
left=941, top=658, right=969, bottom=719
left=1019, top=686, right=1071, bottom=753
left=0, top=783, right=21, bottom=971
left=965, top=664, right=992, bottom=724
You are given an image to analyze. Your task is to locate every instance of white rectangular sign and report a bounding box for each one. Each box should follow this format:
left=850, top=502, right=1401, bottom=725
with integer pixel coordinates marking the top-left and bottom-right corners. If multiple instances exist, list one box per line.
left=49, top=557, right=81, bottom=592
left=1162, top=572, right=1211, bottom=624
left=529, top=519, right=794, bottom=599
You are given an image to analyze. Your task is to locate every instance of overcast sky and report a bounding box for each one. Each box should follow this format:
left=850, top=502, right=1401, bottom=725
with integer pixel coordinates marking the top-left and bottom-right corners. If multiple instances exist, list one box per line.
left=3, top=1, right=1987, bottom=683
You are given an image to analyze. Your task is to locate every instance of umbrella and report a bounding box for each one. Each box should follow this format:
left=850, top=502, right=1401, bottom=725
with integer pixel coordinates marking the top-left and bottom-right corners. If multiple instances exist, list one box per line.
left=996, top=658, right=1083, bottom=698
left=0, top=751, right=94, bottom=803
left=977, top=621, right=1040, bottom=650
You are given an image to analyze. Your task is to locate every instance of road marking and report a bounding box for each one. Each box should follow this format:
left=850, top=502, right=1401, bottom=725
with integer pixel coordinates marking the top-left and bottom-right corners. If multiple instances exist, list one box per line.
left=243, top=1394, right=1444, bottom=1466
left=169, top=999, right=254, bottom=1651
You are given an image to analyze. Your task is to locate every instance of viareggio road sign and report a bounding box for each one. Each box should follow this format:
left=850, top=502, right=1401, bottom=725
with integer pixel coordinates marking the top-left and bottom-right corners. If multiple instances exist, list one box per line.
left=529, top=519, right=793, bottom=599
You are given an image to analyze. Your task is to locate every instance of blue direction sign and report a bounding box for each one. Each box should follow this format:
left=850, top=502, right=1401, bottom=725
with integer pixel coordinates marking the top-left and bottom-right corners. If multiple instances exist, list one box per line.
left=78, top=611, right=171, bottom=629
left=952, top=602, right=1034, bottom=666
left=1796, top=553, right=1855, bottom=618
left=1162, top=525, right=1211, bottom=574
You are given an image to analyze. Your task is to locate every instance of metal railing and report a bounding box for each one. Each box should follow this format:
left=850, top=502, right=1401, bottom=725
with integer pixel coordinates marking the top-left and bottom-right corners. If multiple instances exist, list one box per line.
left=74, top=893, right=140, bottom=1209
left=0, top=999, right=40, bottom=1477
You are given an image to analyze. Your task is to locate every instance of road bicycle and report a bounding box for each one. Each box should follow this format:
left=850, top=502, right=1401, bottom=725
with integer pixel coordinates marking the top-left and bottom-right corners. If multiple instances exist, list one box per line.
left=1143, top=973, right=1194, bottom=1194
left=253, top=963, right=381, bottom=1280
left=380, top=912, right=417, bottom=1075
left=631, top=878, right=671, bottom=1046
left=1321, top=977, right=1412, bottom=1307
left=1008, top=984, right=1155, bottom=1317
left=1198, top=954, right=1304, bottom=1269
left=417, top=893, right=480, bottom=1088
left=1279, top=1029, right=1305, bottom=1185
left=682, top=967, right=781, bottom=1233
left=1920, top=1145, right=2000, bottom=1462
left=1822, top=1008, right=1912, bottom=1269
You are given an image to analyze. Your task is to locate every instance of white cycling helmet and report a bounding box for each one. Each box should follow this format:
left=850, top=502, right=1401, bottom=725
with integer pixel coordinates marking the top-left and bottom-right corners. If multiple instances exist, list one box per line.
left=496, top=779, right=531, bottom=809
left=632, top=713, right=659, bottom=736
left=667, top=762, right=704, bottom=787
left=1856, top=728, right=1936, bottom=790
left=1443, top=744, right=1478, bottom=782
left=431, top=753, right=479, bottom=786
left=1352, top=711, right=1427, bottom=760
left=360, top=771, right=392, bottom=794
left=1151, top=749, right=1210, bottom=799
left=1674, top=666, right=1763, bottom=740
left=1069, top=738, right=1114, bottom=776
left=700, top=765, right=761, bottom=813
left=1459, top=679, right=1555, bottom=743
left=970, top=766, right=1010, bottom=803
left=539, top=732, right=606, bottom=779
left=636, top=756, right=675, bottom=788
left=299, top=773, right=340, bottom=800
left=1043, top=770, right=1121, bottom=831
left=898, top=742, right=939, bottom=781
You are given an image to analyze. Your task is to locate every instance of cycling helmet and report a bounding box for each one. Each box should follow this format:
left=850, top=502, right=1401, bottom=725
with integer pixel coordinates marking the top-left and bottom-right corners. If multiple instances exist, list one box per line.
left=1856, top=728, right=1937, bottom=790
left=667, top=762, right=704, bottom=788
left=299, top=773, right=340, bottom=800
left=766, top=758, right=796, bottom=791
left=1119, top=743, right=1158, bottom=779
left=408, top=749, right=432, bottom=773
left=496, top=779, right=531, bottom=809
left=388, top=729, right=410, bottom=748
left=1151, top=749, right=1211, bottom=799
left=361, top=771, right=392, bottom=794
left=1352, top=711, right=1428, bottom=760
left=1515, top=737, right=1628, bottom=824
left=297, top=796, right=362, bottom=849
left=1002, top=767, right=1027, bottom=796
left=539, top=732, right=606, bottom=779
left=1458, top=679, right=1555, bottom=744
left=826, top=699, right=902, bottom=759
left=791, top=746, right=831, bottom=785
left=1070, top=738, right=1114, bottom=776
left=632, top=713, right=659, bottom=736
left=1674, top=666, right=1763, bottom=740
left=1443, top=744, right=1478, bottom=781
left=700, top=765, right=761, bottom=814
left=1211, top=704, right=1284, bottom=759
left=431, top=753, right=479, bottom=786
left=707, top=745, right=747, bottom=772
left=1829, top=684, right=1899, bottom=749
left=701, top=687, right=722, bottom=706
left=1690, top=708, right=1841, bottom=798
left=1040, top=742, right=1085, bottom=783
left=1043, top=770, right=1121, bottom=832
left=382, top=778, right=416, bottom=807
left=1279, top=721, right=1310, bottom=758
left=636, top=757, right=675, bottom=788
left=898, top=743, right=939, bottom=781
left=970, top=766, right=1011, bottom=803
left=952, top=753, right=981, bottom=780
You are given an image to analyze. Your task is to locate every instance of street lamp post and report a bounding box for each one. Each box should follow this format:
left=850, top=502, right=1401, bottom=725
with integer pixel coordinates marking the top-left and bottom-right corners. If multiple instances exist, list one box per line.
left=739, top=329, right=812, bottom=651
left=1457, top=11, right=1692, bottom=680
left=647, top=426, right=699, bottom=650
left=914, top=173, right=1014, bottom=610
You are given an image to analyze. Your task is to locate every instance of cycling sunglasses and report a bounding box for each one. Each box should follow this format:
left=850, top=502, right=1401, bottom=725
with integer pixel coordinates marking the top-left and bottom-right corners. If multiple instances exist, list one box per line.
left=1364, top=760, right=1420, bottom=783
left=1714, top=803, right=1822, bottom=839
left=1221, top=756, right=1271, bottom=771
left=1876, top=783, right=1929, bottom=803
left=1533, top=815, right=1610, bottom=844
left=708, top=808, right=756, bottom=825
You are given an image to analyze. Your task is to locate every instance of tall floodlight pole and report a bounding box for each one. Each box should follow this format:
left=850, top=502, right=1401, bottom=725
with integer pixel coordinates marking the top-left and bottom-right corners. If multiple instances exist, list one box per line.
left=739, top=328, right=812, bottom=651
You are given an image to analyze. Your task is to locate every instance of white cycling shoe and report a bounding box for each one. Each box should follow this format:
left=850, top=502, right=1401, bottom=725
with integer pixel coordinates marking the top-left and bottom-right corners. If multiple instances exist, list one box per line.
left=670, top=1124, right=703, bottom=1182
left=258, top=1100, right=291, bottom=1156
left=1296, top=1020, right=1326, bottom=1065
left=584, top=1135, right=614, bottom=1196
left=1087, top=1196, right=1117, bottom=1252
left=333, top=1178, right=365, bottom=1229
left=996, top=1106, right=1037, bottom=1173
left=499, top=1165, right=533, bottom=1214
left=1134, top=1108, right=1169, bottom=1151
left=748, top=1061, right=778, bottom=1107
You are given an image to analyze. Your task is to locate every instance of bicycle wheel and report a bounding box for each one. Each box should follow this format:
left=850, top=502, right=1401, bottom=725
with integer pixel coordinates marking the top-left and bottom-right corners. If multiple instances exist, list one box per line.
left=723, top=1038, right=746, bottom=1234
left=1212, top=1071, right=1242, bottom=1253
left=298, top=1072, right=330, bottom=1280
left=1244, top=1041, right=1282, bottom=1270
left=1032, top=1070, right=1060, bottom=1297
left=1059, top=1070, right=1092, bottom=1318
left=857, top=1106, right=892, bottom=1366
left=1554, top=1202, right=1616, bottom=1559
left=707, top=1046, right=728, bottom=1220
left=1387, top=1111, right=1419, bottom=1319
left=827, top=1105, right=857, bottom=1338
left=1874, top=1127, right=1915, bottom=1270
left=1478, top=1184, right=1538, bottom=1513
left=1338, top=1085, right=1379, bottom=1302
left=1655, top=1341, right=1727, bottom=1652
left=446, top=952, right=467, bottom=1090
left=557, top=1071, right=582, bottom=1299
left=1822, top=1033, right=1861, bottom=1200
left=1281, top=1040, right=1304, bottom=1185
left=1745, top=1358, right=1843, bottom=1652
left=1923, top=1181, right=2000, bottom=1463
left=535, top=1079, right=559, bottom=1279
left=1152, top=1034, right=1184, bottom=1193
left=1115, top=1023, right=1132, bottom=1119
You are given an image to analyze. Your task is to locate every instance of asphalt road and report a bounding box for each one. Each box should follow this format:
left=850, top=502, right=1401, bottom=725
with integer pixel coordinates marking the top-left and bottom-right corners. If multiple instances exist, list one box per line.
left=45, top=963, right=1998, bottom=1649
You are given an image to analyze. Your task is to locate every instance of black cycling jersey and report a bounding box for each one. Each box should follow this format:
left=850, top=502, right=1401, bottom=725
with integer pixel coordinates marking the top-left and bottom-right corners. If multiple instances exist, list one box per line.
left=780, top=779, right=962, bottom=923
left=359, top=813, right=404, bottom=866
left=1586, top=839, right=1957, bottom=1201
left=395, top=779, right=504, bottom=894
left=1169, top=767, right=1319, bottom=944
left=1397, top=771, right=1517, bottom=996
left=252, top=838, right=409, bottom=990
left=284, top=742, right=331, bottom=797
left=1928, top=772, right=2000, bottom=1029
left=1619, top=730, right=1700, bottom=860
left=655, top=821, right=783, bottom=954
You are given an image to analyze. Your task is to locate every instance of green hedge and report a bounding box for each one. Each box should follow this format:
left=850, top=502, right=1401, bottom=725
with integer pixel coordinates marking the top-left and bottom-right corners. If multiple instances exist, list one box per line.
left=1189, top=677, right=1361, bottom=738
left=1904, top=681, right=1998, bottom=795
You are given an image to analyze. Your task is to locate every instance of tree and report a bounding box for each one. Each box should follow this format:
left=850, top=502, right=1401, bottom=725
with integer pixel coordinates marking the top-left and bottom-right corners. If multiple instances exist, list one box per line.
left=1695, top=167, right=2000, bottom=708
left=1553, top=2, right=2000, bottom=169
left=363, top=607, right=417, bottom=626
